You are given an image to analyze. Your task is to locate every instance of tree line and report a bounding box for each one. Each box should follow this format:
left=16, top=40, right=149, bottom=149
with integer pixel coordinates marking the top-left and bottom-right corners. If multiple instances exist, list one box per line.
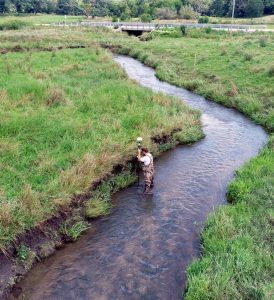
left=0, top=0, right=273, bottom=19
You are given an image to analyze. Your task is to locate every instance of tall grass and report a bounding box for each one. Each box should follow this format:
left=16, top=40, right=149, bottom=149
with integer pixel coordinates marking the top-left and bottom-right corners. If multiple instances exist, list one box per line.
left=186, top=138, right=274, bottom=299
left=98, top=29, right=274, bottom=131
left=0, top=42, right=201, bottom=250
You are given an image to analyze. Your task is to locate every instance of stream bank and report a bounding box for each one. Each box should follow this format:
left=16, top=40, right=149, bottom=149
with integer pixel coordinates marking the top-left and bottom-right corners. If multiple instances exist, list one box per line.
left=0, top=129, right=194, bottom=299
left=6, top=55, right=267, bottom=300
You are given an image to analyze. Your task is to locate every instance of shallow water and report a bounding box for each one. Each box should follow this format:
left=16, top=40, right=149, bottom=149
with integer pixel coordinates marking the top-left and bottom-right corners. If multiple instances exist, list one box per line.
left=9, top=56, right=267, bottom=300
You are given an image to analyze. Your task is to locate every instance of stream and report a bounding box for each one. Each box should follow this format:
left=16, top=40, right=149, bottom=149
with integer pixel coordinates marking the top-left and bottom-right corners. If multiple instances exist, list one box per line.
left=8, top=55, right=268, bottom=300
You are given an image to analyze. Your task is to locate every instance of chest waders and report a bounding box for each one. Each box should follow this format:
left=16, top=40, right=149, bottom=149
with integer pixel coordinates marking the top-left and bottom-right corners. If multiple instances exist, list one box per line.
left=142, top=153, right=154, bottom=191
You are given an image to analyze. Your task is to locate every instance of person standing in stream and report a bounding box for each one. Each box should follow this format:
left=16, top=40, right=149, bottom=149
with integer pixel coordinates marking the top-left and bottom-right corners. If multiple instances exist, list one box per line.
left=137, top=147, right=154, bottom=193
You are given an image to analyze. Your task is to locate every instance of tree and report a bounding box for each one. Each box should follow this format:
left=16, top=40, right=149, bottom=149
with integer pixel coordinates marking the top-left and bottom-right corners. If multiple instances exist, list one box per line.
left=187, top=0, right=213, bottom=14
left=263, top=0, right=274, bottom=14
left=209, top=0, right=225, bottom=16
left=0, top=0, right=7, bottom=13
left=180, top=4, right=199, bottom=19
left=90, top=0, right=109, bottom=17
left=56, top=0, right=72, bottom=14
left=245, top=0, right=264, bottom=17
left=156, top=7, right=177, bottom=19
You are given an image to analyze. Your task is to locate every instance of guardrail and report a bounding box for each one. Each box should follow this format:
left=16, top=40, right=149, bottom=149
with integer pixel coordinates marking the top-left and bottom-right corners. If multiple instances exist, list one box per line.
left=50, top=21, right=267, bottom=31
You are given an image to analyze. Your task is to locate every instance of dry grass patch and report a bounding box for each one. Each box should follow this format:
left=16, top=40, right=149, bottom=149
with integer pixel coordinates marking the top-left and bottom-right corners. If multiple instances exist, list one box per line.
left=46, top=87, right=66, bottom=106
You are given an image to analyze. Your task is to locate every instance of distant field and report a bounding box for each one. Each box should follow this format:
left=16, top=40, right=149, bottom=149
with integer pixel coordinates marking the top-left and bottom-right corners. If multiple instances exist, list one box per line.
left=0, top=14, right=85, bottom=25
left=209, top=14, right=274, bottom=25
left=104, top=29, right=274, bottom=131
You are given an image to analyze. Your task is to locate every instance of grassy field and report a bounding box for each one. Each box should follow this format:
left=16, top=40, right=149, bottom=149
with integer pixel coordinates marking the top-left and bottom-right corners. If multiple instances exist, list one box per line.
left=0, top=14, right=84, bottom=25
left=0, top=28, right=202, bottom=250
left=0, top=25, right=273, bottom=298
left=209, top=15, right=274, bottom=25
left=103, top=29, right=274, bottom=131
left=97, top=29, right=274, bottom=299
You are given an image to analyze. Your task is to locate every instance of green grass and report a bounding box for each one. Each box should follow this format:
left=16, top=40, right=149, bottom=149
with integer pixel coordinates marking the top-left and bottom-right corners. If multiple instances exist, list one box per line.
left=0, top=27, right=272, bottom=298
left=0, top=30, right=202, bottom=250
left=0, top=14, right=84, bottom=25
left=100, top=29, right=274, bottom=131
left=91, top=28, right=274, bottom=299
left=209, top=15, right=274, bottom=25
left=60, top=217, right=89, bottom=241
left=186, top=138, right=274, bottom=299
left=85, top=165, right=137, bottom=218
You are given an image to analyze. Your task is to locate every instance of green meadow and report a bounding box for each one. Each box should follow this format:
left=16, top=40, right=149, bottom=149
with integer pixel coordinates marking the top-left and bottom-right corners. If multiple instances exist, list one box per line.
left=0, top=24, right=273, bottom=299
left=101, top=28, right=274, bottom=131
left=0, top=29, right=202, bottom=250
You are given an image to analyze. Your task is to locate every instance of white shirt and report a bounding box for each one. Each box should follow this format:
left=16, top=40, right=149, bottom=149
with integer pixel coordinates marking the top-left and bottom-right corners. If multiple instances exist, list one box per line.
left=140, top=156, right=151, bottom=166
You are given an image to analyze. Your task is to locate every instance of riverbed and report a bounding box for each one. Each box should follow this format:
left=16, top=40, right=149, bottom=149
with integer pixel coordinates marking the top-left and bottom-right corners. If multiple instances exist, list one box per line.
left=8, top=55, right=267, bottom=300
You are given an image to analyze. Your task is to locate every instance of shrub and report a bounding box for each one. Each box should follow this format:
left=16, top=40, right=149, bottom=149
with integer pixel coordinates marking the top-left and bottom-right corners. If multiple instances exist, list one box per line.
left=139, top=32, right=153, bottom=41
left=198, top=16, right=209, bottom=24
left=180, top=25, right=187, bottom=36
left=151, top=27, right=182, bottom=38
left=141, top=13, right=152, bottom=23
left=156, top=7, right=177, bottom=20
left=112, top=16, right=118, bottom=22
left=205, top=26, right=212, bottom=34
left=0, top=20, right=27, bottom=31
left=120, top=13, right=127, bottom=21
left=180, top=5, right=199, bottom=20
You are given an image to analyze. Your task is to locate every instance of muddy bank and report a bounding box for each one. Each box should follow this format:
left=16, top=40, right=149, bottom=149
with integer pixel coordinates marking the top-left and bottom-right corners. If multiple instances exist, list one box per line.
left=0, top=130, right=189, bottom=299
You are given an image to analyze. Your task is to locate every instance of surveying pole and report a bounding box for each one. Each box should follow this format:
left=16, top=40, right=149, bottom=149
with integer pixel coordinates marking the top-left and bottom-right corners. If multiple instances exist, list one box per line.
left=136, top=137, right=143, bottom=187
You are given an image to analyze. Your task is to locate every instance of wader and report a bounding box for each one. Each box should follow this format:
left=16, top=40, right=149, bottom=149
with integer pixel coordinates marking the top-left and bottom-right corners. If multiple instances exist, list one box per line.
left=142, top=153, right=154, bottom=192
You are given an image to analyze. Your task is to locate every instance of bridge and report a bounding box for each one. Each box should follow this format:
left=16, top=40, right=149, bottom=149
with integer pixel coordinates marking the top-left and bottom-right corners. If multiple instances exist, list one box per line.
left=51, top=21, right=267, bottom=34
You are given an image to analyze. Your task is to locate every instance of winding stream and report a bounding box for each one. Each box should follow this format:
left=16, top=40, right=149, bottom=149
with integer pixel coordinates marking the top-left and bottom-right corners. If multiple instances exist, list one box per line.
left=9, top=55, right=267, bottom=300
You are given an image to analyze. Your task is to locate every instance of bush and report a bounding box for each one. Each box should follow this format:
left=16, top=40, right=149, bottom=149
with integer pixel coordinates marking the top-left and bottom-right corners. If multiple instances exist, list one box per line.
left=180, top=5, right=199, bottom=20
left=139, top=32, right=153, bottom=41
left=112, top=16, right=118, bottom=23
left=205, top=26, right=212, bottom=34
left=198, top=16, right=209, bottom=24
left=0, top=20, right=27, bottom=31
left=151, top=27, right=182, bottom=38
left=140, top=13, right=152, bottom=23
left=120, top=13, right=127, bottom=21
left=156, top=7, right=177, bottom=20
left=180, top=25, right=187, bottom=36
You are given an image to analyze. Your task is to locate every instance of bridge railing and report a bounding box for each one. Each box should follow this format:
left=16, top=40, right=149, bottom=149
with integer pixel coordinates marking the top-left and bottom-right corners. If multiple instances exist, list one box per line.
left=51, top=21, right=266, bottom=31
